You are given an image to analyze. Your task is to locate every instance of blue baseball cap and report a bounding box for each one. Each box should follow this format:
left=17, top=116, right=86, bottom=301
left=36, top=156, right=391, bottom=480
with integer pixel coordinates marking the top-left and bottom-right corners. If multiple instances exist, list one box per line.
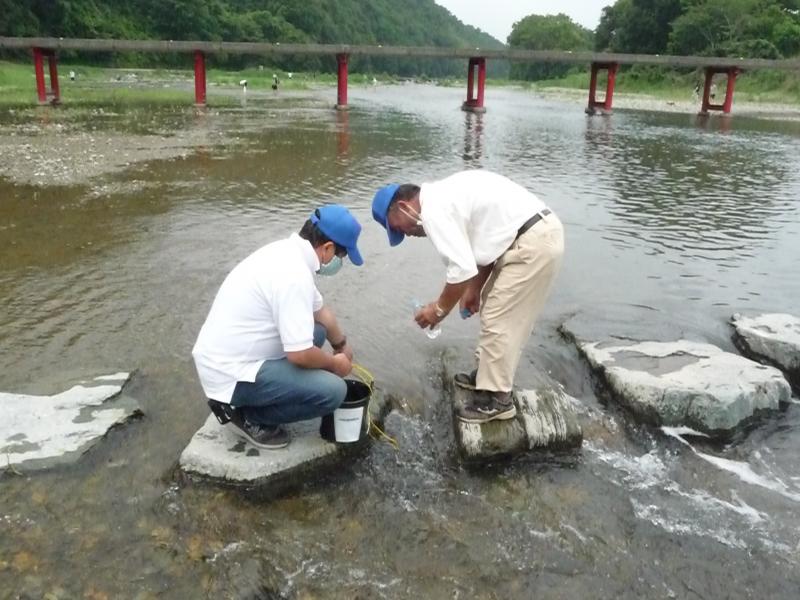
left=311, top=204, right=364, bottom=266
left=371, top=184, right=404, bottom=246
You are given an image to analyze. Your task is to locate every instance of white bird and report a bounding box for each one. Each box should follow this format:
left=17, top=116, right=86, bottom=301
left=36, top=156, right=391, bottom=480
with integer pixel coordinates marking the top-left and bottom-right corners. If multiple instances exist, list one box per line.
left=69, top=70, right=76, bottom=81
left=239, top=79, right=247, bottom=94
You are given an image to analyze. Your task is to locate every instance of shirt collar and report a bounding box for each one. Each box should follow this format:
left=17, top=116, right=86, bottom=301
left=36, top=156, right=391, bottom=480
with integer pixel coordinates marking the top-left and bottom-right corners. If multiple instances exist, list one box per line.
left=289, top=232, right=320, bottom=273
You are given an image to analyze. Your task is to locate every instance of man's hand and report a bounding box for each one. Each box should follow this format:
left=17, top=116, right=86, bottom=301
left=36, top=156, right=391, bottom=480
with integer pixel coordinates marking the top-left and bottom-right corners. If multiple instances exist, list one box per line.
left=414, top=302, right=441, bottom=329
left=330, top=353, right=353, bottom=377
left=334, top=341, right=354, bottom=362
left=459, top=288, right=480, bottom=317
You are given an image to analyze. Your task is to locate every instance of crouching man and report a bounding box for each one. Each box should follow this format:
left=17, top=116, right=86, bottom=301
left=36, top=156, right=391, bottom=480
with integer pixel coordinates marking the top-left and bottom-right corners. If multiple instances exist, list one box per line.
left=192, top=204, right=364, bottom=449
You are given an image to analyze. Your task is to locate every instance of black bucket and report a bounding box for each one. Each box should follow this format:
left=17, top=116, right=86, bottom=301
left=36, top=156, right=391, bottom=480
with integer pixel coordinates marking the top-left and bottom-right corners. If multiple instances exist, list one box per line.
left=320, top=379, right=371, bottom=443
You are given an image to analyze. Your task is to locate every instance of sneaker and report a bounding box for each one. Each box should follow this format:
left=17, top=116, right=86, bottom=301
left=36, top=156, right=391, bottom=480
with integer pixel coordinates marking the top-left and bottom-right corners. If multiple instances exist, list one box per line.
left=229, top=410, right=290, bottom=449
left=457, top=391, right=517, bottom=424
left=453, top=369, right=478, bottom=390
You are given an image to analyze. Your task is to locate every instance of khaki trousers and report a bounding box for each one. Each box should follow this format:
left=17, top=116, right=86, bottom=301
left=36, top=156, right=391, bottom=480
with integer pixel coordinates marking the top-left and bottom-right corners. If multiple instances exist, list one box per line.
left=475, top=212, right=564, bottom=392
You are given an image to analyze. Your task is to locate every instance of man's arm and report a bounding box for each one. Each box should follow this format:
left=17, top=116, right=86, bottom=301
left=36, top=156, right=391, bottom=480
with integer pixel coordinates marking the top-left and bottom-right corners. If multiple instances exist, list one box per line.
left=313, top=306, right=353, bottom=360
left=460, top=263, right=494, bottom=315
left=313, top=306, right=344, bottom=346
left=286, top=346, right=351, bottom=377
left=414, top=280, right=470, bottom=329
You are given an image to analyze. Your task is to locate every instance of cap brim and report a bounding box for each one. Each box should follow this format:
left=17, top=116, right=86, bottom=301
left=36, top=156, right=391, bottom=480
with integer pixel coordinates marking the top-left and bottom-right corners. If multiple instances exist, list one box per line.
left=387, top=227, right=405, bottom=247
left=347, top=245, right=364, bottom=266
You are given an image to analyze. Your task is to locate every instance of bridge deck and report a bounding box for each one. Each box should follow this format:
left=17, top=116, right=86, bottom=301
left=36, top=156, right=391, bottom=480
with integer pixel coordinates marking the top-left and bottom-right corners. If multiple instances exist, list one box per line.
left=2, top=37, right=800, bottom=71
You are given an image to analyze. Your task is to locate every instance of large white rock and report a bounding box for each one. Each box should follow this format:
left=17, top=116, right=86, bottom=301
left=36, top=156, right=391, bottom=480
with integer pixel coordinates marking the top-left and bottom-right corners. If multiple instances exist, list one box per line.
left=732, top=313, right=800, bottom=388
left=453, top=386, right=583, bottom=460
left=576, top=340, right=791, bottom=435
left=179, top=415, right=343, bottom=485
left=180, top=388, right=391, bottom=486
left=0, top=372, right=140, bottom=471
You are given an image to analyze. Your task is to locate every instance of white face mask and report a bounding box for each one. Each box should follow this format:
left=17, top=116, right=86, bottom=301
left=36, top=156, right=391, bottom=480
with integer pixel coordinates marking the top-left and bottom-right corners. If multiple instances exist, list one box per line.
left=398, top=205, right=425, bottom=236
left=399, top=205, right=423, bottom=226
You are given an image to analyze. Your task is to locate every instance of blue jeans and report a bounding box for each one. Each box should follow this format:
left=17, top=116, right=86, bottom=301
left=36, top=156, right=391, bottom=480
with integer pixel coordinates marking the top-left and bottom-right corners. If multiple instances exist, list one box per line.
left=230, top=324, right=347, bottom=426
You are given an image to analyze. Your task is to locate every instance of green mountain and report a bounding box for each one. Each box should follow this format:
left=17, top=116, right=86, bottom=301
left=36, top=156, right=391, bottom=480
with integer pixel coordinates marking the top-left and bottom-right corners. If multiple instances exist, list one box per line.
left=0, top=0, right=507, bottom=76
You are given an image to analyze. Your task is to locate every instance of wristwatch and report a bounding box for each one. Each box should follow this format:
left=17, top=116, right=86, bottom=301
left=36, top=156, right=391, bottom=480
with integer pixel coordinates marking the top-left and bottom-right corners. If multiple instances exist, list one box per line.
left=434, top=303, right=447, bottom=319
left=331, top=336, right=347, bottom=351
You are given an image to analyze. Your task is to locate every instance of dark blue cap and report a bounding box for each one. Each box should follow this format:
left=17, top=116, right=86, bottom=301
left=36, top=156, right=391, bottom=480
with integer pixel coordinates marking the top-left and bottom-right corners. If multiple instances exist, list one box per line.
left=311, top=204, right=364, bottom=266
left=371, top=184, right=404, bottom=246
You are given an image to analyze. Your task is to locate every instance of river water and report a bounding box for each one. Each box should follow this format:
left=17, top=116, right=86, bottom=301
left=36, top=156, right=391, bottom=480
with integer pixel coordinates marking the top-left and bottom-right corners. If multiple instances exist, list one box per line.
left=2, top=84, right=800, bottom=598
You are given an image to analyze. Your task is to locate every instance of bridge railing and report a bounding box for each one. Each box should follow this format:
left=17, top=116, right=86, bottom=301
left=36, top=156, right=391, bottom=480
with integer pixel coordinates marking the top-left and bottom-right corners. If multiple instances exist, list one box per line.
left=3, top=37, right=800, bottom=71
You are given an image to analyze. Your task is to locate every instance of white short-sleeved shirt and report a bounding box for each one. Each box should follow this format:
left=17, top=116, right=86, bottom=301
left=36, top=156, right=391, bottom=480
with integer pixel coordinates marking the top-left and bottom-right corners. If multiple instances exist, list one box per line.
left=419, top=170, right=548, bottom=284
left=192, top=233, right=323, bottom=403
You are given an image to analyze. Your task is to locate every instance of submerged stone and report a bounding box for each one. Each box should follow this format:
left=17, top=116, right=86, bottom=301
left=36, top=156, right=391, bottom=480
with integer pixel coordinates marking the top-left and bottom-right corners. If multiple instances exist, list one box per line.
left=180, top=388, right=390, bottom=486
left=572, top=338, right=791, bottom=435
left=452, top=386, right=583, bottom=460
left=732, top=313, right=800, bottom=390
left=0, top=372, right=140, bottom=472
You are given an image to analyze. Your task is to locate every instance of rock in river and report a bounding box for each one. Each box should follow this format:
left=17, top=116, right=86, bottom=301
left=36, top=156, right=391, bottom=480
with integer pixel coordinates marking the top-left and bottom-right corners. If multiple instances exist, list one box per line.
left=452, top=385, right=583, bottom=460
left=0, top=372, right=141, bottom=472
left=180, top=388, right=390, bottom=487
left=732, top=313, right=800, bottom=390
left=571, top=339, right=791, bottom=436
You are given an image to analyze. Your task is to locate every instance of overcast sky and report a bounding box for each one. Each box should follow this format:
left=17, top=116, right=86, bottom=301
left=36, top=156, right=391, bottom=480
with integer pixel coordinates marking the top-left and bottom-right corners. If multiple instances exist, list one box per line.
left=434, top=0, right=611, bottom=43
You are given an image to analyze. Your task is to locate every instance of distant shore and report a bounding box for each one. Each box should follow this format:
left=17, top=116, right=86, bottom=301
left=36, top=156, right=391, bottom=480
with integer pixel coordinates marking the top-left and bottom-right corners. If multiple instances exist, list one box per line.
left=530, top=85, right=800, bottom=121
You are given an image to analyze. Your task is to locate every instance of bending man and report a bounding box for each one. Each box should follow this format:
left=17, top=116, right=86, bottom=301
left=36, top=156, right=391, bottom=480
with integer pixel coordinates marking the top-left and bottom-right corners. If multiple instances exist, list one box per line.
left=372, top=170, right=563, bottom=424
left=192, top=204, right=363, bottom=449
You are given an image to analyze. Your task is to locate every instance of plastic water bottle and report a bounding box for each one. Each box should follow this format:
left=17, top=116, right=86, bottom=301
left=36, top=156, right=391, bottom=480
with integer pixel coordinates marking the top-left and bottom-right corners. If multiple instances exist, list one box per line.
left=411, top=299, right=441, bottom=339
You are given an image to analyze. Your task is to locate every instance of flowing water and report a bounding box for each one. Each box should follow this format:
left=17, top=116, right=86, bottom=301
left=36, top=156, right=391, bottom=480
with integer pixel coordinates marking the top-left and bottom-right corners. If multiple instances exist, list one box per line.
left=1, top=84, right=800, bottom=599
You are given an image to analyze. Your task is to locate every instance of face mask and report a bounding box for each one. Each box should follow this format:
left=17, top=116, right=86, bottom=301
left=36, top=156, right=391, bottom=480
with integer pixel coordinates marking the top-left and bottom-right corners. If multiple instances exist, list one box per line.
left=399, top=206, right=423, bottom=227
left=317, top=255, right=343, bottom=277
left=398, top=206, right=425, bottom=236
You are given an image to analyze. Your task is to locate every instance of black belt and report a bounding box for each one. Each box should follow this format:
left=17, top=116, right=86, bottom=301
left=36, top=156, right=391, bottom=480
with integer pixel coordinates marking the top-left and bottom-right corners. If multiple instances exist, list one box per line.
left=516, top=209, right=551, bottom=240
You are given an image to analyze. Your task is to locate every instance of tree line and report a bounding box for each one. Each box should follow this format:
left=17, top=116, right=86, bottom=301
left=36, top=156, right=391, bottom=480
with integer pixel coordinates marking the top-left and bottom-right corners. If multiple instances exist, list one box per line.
left=0, top=0, right=506, bottom=77
left=509, top=0, right=800, bottom=80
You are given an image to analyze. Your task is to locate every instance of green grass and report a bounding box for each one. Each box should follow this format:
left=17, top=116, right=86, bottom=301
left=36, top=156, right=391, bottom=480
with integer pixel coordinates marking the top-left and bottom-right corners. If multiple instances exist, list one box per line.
left=0, top=60, right=399, bottom=107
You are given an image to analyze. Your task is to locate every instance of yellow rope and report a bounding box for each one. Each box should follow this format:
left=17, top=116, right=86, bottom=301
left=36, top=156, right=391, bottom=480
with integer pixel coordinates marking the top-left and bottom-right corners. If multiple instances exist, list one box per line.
left=351, top=363, right=399, bottom=450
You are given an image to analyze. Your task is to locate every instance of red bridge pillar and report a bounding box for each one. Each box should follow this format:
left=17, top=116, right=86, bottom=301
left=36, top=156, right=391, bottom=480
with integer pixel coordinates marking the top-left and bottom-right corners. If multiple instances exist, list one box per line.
left=586, top=62, right=618, bottom=115
left=194, top=50, right=207, bottom=106
left=462, top=57, right=487, bottom=113
left=336, top=53, right=349, bottom=111
left=33, top=48, right=61, bottom=105
left=47, top=52, right=60, bottom=104
left=699, top=67, right=739, bottom=116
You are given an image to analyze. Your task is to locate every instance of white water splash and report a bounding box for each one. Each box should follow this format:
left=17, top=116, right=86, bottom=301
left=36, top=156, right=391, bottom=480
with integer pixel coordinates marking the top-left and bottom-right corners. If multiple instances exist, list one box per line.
left=585, top=441, right=668, bottom=490
left=631, top=499, right=749, bottom=550
left=585, top=439, right=791, bottom=551
left=662, top=427, right=800, bottom=503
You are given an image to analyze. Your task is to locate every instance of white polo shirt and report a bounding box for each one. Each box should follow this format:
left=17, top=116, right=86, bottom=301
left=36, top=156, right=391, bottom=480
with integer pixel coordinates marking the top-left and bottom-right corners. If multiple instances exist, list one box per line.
left=192, top=233, right=323, bottom=403
left=419, top=170, right=548, bottom=284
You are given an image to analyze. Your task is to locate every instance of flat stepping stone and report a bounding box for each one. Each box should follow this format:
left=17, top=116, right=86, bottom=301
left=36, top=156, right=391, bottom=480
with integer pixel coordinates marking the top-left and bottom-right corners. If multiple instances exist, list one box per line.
left=179, top=416, right=343, bottom=485
left=571, top=339, right=791, bottom=435
left=732, top=313, right=800, bottom=389
left=0, top=372, right=140, bottom=472
left=180, top=389, right=390, bottom=487
left=452, top=386, right=583, bottom=460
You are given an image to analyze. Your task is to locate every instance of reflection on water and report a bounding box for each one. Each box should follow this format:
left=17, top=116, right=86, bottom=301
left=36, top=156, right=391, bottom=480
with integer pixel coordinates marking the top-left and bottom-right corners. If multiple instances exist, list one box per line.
left=462, top=111, right=484, bottom=166
left=1, top=85, right=799, bottom=598
left=583, top=115, right=796, bottom=266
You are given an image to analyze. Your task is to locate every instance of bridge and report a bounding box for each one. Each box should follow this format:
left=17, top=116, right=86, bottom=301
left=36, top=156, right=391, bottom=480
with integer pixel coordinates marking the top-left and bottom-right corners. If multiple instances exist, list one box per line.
left=3, top=36, right=800, bottom=116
